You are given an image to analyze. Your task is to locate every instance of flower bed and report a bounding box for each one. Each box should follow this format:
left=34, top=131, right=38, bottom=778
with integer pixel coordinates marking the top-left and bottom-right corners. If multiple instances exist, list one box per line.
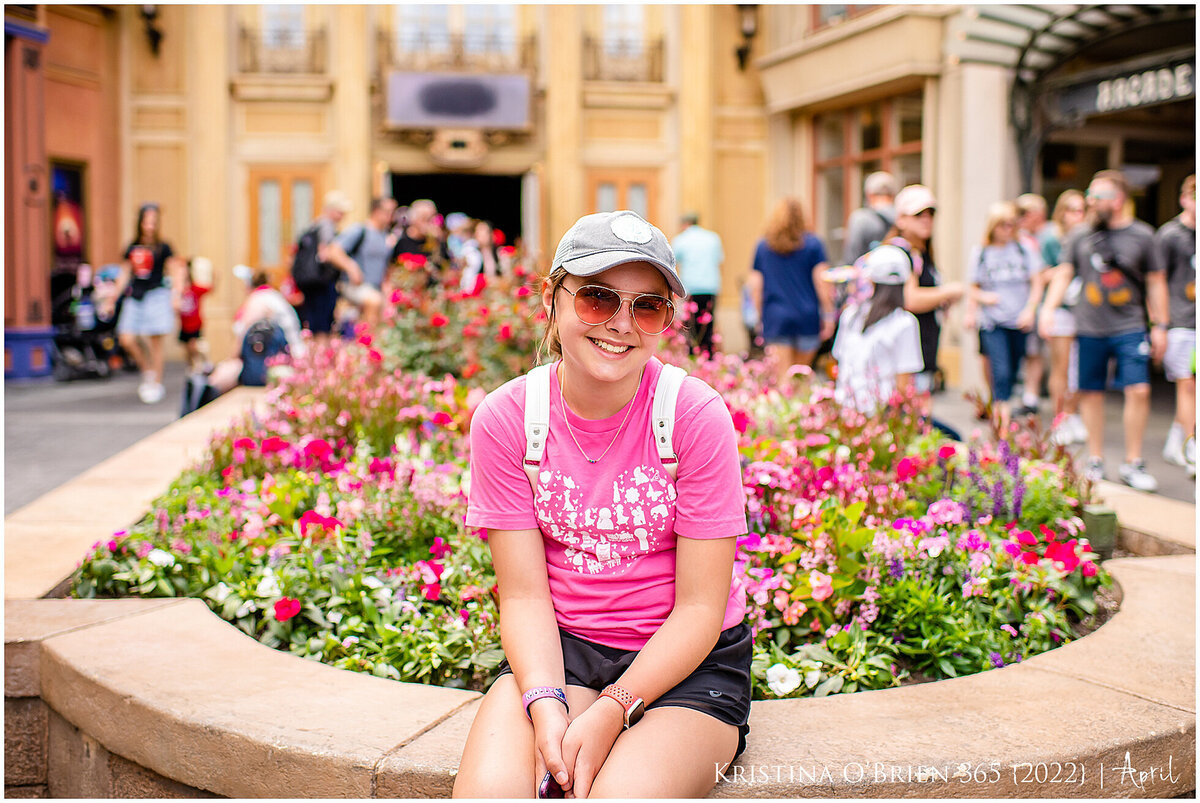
left=71, top=271, right=1110, bottom=700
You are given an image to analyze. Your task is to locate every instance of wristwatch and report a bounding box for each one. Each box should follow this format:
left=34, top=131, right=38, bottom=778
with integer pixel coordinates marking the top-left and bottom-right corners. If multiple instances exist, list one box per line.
left=599, top=684, right=645, bottom=729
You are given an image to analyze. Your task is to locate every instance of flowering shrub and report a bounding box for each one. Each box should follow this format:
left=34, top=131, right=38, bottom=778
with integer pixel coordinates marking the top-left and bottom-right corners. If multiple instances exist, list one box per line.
left=71, top=276, right=1110, bottom=699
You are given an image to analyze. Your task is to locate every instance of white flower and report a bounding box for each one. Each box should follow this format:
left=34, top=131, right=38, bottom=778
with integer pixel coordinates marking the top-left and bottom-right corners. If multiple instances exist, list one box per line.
left=362, top=576, right=384, bottom=589
left=234, top=599, right=257, bottom=618
left=255, top=574, right=280, bottom=598
left=146, top=549, right=175, bottom=568
left=765, top=663, right=801, bottom=696
left=208, top=582, right=233, bottom=603
left=327, top=610, right=343, bottom=624
left=835, top=445, right=852, bottom=462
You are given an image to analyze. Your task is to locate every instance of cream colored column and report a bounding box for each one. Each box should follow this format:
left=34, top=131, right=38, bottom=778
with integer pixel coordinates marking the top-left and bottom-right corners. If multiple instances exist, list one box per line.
left=331, top=5, right=371, bottom=210
left=186, top=5, right=233, bottom=361
left=544, top=5, right=584, bottom=254
left=678, top=6, right=715, bottom=225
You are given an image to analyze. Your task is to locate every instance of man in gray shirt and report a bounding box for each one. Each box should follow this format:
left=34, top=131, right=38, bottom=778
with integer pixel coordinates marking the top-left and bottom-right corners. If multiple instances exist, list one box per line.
left=1040, top=169, right=1169, bottom=491
left=842, top=172, right=898, bottom=265
left=336, top=196, right=398, bottom=329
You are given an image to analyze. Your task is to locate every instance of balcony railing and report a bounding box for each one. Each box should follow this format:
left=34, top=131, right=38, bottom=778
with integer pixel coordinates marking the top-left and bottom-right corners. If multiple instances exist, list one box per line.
left=237, top=27, right=327, bottom=75
left=378, top=31, right=536, bottom=74
left=583, top=36, right=664, bottom=83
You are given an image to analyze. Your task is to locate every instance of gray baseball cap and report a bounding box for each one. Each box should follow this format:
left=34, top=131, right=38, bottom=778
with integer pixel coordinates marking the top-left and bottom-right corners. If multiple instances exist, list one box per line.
left=551, top=210, right=686, bottom=298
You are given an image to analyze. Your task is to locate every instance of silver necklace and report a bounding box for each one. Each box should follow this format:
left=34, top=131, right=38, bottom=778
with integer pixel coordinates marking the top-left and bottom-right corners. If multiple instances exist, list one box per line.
left=558, top=367, right=642, bottom=464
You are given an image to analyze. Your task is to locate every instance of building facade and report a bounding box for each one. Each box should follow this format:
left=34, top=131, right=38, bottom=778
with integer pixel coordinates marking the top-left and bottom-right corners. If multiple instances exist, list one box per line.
left=6, top=4, right=1195, bottom=386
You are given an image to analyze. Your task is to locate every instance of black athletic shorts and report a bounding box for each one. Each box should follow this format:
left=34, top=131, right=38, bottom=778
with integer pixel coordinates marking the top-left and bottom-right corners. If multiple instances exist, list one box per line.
left=497, top=621, right=752, bottom=758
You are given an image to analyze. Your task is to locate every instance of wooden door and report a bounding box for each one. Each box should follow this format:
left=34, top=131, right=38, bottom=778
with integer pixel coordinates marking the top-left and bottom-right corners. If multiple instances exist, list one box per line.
left=248, top=167, right=323, bottom=285
left=586, top=168, right=658, bottom=222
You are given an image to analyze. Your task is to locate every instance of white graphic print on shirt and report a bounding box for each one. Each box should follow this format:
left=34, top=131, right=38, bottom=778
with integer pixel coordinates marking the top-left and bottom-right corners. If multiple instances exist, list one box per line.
left=534, top=465, right=676, bottom=575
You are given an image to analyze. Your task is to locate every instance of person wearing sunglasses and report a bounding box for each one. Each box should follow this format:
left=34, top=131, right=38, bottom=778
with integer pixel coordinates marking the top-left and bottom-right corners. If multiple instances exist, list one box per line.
left=1040, top=169, right=1169, bottom=491
left=457, top=211, right=750, bottom=798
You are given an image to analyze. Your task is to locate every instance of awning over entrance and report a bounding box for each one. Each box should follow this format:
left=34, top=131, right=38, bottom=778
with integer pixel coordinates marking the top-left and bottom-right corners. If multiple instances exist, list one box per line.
left=944, top=4, right=1196, bottom=189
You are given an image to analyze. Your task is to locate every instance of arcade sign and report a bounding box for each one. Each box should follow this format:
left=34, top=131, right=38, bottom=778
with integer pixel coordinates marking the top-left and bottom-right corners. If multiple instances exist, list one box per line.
left=1043, top=53, right=1195, bottom=124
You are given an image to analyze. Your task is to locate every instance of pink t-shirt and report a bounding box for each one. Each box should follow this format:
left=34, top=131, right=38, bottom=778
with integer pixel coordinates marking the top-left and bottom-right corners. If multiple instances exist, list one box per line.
left=466, top=357, right=748, bottom=650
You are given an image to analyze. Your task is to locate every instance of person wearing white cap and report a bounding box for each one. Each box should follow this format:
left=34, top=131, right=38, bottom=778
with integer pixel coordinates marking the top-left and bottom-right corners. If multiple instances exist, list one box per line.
left=457, top=210, right=751, bottom=798
left=888, top=185, right=965, bottom=397
left=832, top=244, right=925, bottom=413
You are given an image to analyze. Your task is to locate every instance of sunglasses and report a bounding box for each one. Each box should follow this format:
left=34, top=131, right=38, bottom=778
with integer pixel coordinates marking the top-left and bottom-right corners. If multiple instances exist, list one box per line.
left=1087, top=190, right=1117, bottom=200
left=559, top=284, right=675, bottom=335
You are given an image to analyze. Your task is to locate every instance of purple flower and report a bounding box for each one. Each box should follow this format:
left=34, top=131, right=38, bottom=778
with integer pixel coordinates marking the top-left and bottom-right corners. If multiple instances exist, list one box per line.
left=989, top=651, right=1005, bottom=668
left=992, top=480, right=1006, bottom=518
left=888, top=558, right=906, bottom=579
left=1012, top=477, right=1026, bottom=519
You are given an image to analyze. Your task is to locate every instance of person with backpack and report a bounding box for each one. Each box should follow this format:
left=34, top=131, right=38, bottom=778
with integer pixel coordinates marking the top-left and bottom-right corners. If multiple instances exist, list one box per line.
left=293, top=190, right=362, bottom=342
left=842, top=171, right=898, bottom=266
left=335, top=196, right=397, bottom=330
left=832, top=244, right=924, bottom=413
left=455, top=211, right=750, bottom=799
left=1039, top=168, right=1169, bottom=491
left=963, top=201, right=1047, bottom=432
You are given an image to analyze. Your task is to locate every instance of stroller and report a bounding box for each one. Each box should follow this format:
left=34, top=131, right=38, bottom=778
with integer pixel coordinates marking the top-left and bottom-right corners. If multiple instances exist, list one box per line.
left=50, top=264, right=125, bottom=381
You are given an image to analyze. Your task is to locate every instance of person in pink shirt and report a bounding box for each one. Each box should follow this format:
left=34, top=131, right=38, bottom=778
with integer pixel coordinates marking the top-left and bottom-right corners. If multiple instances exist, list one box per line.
left=455, top=211, right=749, bottom=798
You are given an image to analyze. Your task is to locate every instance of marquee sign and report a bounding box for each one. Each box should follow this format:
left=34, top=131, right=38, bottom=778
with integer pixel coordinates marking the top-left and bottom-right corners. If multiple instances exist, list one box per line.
left=1043, top=51, right=1195, bottom=124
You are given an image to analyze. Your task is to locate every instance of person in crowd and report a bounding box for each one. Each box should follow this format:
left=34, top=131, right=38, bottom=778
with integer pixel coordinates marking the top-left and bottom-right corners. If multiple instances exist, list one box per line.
left=964, top=201, right=1047, bottom=432
left=445, top=212, right=472, bottom=262
left=1015, top=193, right=1050, bottom=416
left=207, top=266, right=306, bottom=395
left=460, top=218, right=501, bottom=294
left=393, top=198, right=451, bottom=283
left=832, top=244, right=924, bottom=413
left=335, top=196, right=396, bottom=329
left=455, top=210, right=750, bottom=799
left=842, top=171, right=899, bottom=265
left=100, top=202, right=185, bottom=404
left=884, top=185, right=965, bottom=399
left=1040, top=169, right=1169, bottom=491
left=296, top=190, right=362, bottom=344
left=746, top=197, right=836, bottom=384
left=1156, top=174, right=1196, bottom=475
left=177, top=256, right=213, bottom=374
left=671, top=211, right=725, bottom=357
left=1042, top=189, right=1089, bottom=445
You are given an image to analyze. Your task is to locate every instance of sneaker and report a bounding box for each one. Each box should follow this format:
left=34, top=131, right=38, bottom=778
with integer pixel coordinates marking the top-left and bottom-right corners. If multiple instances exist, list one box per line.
left=139, top=382, right=165, bottom=405
left=1084, top=457, right=1105, bottom=483
left=1067, top=414, right=1088, bottom=444
left=1119, top=459, right=1158, bottom=493
left=1163, top=423, right=1186, bottom=466
left=1016, top=403, right=1039, bottom=418
left=1051, top=421, right=1074, bottom=446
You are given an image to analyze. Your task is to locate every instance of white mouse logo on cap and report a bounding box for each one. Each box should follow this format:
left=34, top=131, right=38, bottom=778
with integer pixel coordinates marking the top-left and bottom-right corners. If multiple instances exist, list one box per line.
left=610, top=214, right=654, bottom=245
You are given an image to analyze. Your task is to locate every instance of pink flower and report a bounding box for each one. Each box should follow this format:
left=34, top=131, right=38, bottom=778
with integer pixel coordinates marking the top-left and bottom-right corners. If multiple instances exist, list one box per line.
left=273, top=597, right=301, bottom=622
left=430, top=537, right=452, bottom=559
left=808, top=570, right=834, bottom=602
left=515, top=286, right=532, bottom=298
left=1081, top=561, right=1098, bottom=578
left=1020, top=551, right=1039, bottom=565
left=430, top=314, right=449, bottom=328
left=298, top=510, right=342, bottom=538
left=459, top=608, right=471, bottom=625
left=260, top=436, right=289, bottom=454
left=431, top=411, right=454, bottom=427
left=805, top=433, right=831, bottom=447
left=938, top=444, right=957, bottom=460
left=896, top=457, right=919, bottom=481
left=233, top=437, right=257, bottom=451
left=421, top=582, right=442, bottom=601
left=499, top=323, right=513, bottom=340
left=1016, top=530, right=1038, bottom=546
left=730, top=409, right=751, bottom=434
left=1003, top=542, right=1022, bottom=557
left=1039, top=524, right=1057, bottom=541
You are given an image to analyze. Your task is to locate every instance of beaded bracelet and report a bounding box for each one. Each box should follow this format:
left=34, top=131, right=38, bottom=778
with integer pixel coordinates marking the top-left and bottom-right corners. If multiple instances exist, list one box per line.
left=522, top=686, right=568, bottom=720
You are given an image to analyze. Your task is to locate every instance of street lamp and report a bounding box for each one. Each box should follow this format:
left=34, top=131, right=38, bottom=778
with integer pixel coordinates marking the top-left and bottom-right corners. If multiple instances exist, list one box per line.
left=736, top=4, right=758, bottom=71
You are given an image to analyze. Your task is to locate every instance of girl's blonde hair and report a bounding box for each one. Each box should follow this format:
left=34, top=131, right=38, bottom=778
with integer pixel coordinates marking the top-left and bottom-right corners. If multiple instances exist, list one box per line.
left=535, top=267, right=570, bottom=364
left=983, top=201, right=1019, bottom=246
left=763, top=197, right=808, bottom=254
left=1050, top=189, right=1085, bottom=234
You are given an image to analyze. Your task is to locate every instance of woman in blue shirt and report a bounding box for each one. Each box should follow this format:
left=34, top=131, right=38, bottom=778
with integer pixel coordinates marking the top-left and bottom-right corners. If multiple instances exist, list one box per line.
left=746, top=197, right=835, bottom=384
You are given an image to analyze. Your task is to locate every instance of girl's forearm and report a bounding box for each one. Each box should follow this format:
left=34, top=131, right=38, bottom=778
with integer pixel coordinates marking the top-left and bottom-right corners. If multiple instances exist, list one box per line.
left=498, top=596, right=568, bottom=694
left=608, top=601, right=726, bottom=706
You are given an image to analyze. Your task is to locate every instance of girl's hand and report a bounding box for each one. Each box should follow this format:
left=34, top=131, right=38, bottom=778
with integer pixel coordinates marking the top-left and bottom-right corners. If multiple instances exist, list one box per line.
left=976, top=290, right=1000, bottom=306
left=559, top=697, right=624, bottom=798
left=531, top=700, right=573, bottom=796
left=1015, top=306, right=1036, bottom=332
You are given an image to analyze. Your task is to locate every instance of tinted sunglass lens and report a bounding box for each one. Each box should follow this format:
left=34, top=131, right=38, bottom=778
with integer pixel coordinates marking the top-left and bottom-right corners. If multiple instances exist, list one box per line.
left=575, top=286, right=621, bottom=324
left=632, top=296, right=672, bottom=333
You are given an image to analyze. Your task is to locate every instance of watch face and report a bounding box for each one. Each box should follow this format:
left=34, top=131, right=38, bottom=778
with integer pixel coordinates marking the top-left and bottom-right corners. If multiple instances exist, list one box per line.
left=626, top=698, right=645, bottom=728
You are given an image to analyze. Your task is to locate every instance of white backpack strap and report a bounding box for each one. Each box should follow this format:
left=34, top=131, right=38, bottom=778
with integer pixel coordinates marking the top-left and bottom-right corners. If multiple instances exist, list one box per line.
left=652, top=364, right=687, bottom=480
left=523, top=363, right=553, bottom=491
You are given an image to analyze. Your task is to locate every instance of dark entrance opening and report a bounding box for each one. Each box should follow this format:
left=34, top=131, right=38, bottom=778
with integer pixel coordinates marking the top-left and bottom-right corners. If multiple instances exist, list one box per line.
left=390, top=172, right=524, bottom=245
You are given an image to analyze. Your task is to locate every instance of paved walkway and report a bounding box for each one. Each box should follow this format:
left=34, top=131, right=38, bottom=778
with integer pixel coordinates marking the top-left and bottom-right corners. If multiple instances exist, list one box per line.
left=4, top=361, right=1194, bottom=514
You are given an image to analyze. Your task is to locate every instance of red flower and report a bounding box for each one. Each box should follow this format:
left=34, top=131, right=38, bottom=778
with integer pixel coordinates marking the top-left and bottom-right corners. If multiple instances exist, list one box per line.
left=421, top=582, right=442, bottom=601
left=368, top=457, right=395, bottom=476
left=430, top=536, right=452, bottom=559
left=498, top=323, right=513, bottom=340
left=896, top=457, right=919, bottom=481
left=1016, top=529, right=1038, bottom=546
left=463, top=325, right=480, bottom=338
left=298, top=510, right=342, bottom=538
left=430, top=314, right=449, bottom=328
left=399, top=253, right=427, bottom=269
left=233, top=437, right=257, bottom=451
left=462, top=363, right=481, bottom=379
left=273, top=597, right=301, bottom=622
left=938, top=445, right=957, bottom=460
left=367, top=348, right=383, bottom=363
left=431, top=411, right=454, bottom=426
left=515, top=286, right=532, bottom=298
left=1020, top=551, right=1040, bottom=565
left=260, top=436, right=289, bottom=454
left=1039, top=524, right=1057, bottom=541
left=1081, top=561, right=1098, bottom=578
left=492, top=228, right=506, bottom=246
left=730, top=409, right=751, bottom=434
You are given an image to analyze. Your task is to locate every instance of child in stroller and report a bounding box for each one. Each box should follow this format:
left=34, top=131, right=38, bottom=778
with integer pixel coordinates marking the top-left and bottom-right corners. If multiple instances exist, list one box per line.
left=51, top=264, right=128, bottom=380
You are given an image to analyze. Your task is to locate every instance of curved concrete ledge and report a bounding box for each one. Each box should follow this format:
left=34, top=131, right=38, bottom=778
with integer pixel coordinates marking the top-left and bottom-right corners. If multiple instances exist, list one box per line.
left=5, top=390, right=1196, bottom=797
